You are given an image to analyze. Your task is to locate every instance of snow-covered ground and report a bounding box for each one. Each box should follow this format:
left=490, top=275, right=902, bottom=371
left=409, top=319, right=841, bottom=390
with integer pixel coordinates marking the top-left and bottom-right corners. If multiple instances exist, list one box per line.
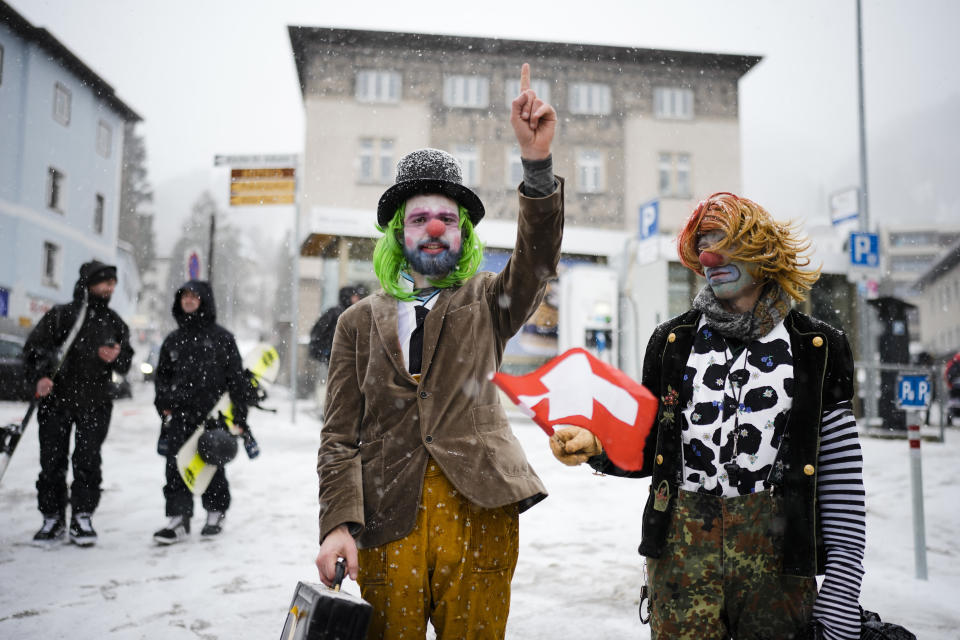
left=1, top=383, right=957, bottom=639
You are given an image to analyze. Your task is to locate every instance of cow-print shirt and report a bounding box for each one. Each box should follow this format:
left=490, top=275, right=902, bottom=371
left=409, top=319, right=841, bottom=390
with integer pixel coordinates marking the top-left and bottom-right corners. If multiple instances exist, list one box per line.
left=680, top=317, right=793, bottom=496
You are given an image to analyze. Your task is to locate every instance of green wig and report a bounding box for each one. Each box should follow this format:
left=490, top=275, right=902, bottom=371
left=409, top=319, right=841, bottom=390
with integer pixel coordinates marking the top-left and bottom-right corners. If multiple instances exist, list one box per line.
left=373, top=202, right=484, bottom=301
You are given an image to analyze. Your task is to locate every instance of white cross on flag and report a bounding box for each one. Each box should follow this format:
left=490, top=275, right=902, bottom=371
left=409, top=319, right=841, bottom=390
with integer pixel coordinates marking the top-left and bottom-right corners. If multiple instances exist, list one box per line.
left=491, top=348, right=658, bottom=471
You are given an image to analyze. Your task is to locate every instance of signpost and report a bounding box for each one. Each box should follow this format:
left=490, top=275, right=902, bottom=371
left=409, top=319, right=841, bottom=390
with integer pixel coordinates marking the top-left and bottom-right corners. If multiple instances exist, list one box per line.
left=896, top=373, right=930, bottom=580
left=229, top=168, right=296, bottom=206
left=637, top=199, right=659, bottom=241
left=849, top=231, right=879, bottom=268
left=214, top=154, right=301, bottom=423
left=636, top=199, right=660, bottom=266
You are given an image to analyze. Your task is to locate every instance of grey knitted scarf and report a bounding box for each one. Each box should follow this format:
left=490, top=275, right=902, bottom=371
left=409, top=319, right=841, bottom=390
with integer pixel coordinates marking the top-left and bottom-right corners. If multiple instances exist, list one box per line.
left=692, top=282, right=792, bottom=341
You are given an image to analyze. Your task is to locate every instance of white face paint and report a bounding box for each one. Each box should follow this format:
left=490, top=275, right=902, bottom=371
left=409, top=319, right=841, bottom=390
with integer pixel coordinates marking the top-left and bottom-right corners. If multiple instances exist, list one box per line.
left=696, top=229, right=762, bottom=305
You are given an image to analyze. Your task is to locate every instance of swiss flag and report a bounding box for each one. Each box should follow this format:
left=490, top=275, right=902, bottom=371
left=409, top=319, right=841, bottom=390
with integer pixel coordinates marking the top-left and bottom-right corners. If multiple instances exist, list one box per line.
left=491, top=348, right=658, bottom=471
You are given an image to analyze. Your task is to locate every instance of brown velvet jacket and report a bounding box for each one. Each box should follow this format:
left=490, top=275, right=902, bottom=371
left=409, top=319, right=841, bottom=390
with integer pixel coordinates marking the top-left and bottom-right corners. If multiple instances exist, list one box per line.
left=318, top=180, right=564, bottom=549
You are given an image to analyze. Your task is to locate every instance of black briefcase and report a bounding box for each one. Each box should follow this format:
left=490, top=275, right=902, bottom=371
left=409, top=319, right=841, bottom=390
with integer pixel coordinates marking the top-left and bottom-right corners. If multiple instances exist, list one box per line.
left=280, top=560, right=372, bottom=640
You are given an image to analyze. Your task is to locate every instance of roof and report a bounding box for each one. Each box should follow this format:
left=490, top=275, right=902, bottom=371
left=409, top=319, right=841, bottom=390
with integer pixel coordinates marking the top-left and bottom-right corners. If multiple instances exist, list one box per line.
left=0, top=1, right=141, bottom=122
left=288, top=25, right=762, bottom=98
left=912, top=237, right=960, bottom=291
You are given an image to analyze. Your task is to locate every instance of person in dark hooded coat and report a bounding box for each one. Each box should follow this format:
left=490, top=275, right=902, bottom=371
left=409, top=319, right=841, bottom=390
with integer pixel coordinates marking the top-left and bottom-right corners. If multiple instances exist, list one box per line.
left=308, top=285, right=364, bottom=414
left=151, top=280, right=249, bottom=544
left=23, top=260, right=134, bottom=547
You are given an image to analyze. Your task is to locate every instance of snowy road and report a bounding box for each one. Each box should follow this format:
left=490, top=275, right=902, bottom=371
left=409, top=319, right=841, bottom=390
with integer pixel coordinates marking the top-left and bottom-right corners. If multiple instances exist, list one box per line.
left=1, top=384, right=958, bottom=639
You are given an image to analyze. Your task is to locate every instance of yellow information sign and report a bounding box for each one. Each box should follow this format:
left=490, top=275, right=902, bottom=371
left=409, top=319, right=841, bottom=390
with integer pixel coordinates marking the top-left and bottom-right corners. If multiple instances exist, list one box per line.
left=229, top=167, right=295, bottom=206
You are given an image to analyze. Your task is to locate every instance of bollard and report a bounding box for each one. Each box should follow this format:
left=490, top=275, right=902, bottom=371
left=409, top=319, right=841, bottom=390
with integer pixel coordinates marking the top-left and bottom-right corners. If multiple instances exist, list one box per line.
left=907, top=423, right=928, bottom=580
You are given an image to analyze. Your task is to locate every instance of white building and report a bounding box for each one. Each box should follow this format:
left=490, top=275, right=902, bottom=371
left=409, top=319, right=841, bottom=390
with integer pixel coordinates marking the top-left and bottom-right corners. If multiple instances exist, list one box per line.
left=288, top=26, right=759, bottom=377
left=0, top=1, right=140, bottom=329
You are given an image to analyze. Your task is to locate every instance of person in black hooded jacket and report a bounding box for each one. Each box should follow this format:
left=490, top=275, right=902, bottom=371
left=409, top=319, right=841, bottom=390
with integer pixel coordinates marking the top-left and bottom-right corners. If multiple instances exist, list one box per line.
left=152, top=280, right=249, bottom=544
left=23, top=260, right=134, bottom=547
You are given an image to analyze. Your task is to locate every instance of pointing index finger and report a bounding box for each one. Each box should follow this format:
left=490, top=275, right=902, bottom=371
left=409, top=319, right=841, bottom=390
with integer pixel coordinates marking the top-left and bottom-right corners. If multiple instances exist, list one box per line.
left=520, top=63, right=530, bottom=92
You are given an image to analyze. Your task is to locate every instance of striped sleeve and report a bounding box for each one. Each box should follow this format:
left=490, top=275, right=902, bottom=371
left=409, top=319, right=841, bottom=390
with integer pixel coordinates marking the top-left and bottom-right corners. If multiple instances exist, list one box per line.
left=812, top=400, right=865, bottom=640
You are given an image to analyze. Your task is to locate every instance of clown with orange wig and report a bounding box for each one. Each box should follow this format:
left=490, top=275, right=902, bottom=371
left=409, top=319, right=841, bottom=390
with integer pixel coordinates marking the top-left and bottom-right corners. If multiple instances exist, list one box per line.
left=553, top=193, right=865, bottom=640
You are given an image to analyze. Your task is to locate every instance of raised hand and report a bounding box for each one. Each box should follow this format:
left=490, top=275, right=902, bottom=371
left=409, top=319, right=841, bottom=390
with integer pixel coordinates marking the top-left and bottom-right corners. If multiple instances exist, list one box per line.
left=510, top=63, right=557, bottom=161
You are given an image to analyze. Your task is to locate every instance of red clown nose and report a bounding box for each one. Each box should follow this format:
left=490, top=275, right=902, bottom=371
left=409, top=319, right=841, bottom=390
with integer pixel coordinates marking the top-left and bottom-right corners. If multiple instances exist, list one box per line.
left=699, top=251, right=724, bottom=268
left=426, top=219, right=446, bottom=237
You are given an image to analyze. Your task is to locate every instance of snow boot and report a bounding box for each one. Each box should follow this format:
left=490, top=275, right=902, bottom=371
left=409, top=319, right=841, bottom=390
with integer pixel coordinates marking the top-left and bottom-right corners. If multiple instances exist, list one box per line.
left=153, top=515, right=190, bottom=545
left=32, top=513, right=66, bottom=545
left=69, top=512, right=98, bottom=547
left=201, top=511, right=225, bottom=537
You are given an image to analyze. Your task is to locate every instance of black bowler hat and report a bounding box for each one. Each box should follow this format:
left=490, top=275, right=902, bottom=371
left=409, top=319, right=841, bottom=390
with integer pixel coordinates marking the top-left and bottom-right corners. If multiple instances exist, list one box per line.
left=377, top=148, right=484, bottom=227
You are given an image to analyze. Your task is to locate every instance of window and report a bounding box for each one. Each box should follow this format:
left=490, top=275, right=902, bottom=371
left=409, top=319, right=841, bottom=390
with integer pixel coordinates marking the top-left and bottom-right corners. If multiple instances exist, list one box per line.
left=355, top=70, right=401, bottom=103
left=46, top=167, right=66, bottom=212
left=96, top=121, right=112, bottom=158
left=42, top=242, right=60, bottom=288
left=568, top=82, right=611, bottom=115
left=452, top=145, right=479, bottom=187
left=53, top=82, right=71, bottom=125
left=504, top=78, right=551, bottom=107
left=357, top=138, right=394, bottom=184
left=506, top=147, right=523, bottom=187
left=653, top=87, right=695, bottom=119
left=576, top=150, right=605, bottom=193
left=658, top=152, right=692, bottom=198
left=443, top=75, right=489, bottom=109
left=94, top=194, right=105, bottom=234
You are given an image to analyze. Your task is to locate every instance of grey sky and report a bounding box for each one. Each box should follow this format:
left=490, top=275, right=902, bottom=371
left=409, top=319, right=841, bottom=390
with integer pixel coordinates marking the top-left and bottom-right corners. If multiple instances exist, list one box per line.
left=13, top=0, right=960, bottom=252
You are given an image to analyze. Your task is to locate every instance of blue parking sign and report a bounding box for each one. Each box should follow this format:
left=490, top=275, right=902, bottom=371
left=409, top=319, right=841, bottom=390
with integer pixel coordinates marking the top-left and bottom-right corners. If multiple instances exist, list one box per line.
left=897, top=374, right=932, bottom=409
left=849, top=231, right=879, bottom=267
left=638, top=200, right=659, bottom=240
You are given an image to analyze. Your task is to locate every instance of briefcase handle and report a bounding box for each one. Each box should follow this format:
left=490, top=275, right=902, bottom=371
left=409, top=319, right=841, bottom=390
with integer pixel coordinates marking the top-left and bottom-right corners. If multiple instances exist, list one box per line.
left=333, top=558, right=346, bottom=592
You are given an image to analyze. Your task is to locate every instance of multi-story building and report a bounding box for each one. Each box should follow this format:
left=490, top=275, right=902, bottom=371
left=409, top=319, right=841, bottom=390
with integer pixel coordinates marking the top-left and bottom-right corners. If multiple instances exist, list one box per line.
left=0, top=1, right=140, bottom=329
left=288, top=26, right=758, bottom=377
left=912, top=238, right=960, bottom=359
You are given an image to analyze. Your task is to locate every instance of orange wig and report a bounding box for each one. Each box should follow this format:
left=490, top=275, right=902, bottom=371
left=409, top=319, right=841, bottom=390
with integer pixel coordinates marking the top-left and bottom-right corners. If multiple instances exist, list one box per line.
left=676, top=192, right=820, bottom=302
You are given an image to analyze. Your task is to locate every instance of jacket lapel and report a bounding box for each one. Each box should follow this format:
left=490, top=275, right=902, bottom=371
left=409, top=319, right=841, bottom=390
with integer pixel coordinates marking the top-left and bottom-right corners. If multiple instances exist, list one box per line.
left=371, top=292, right=412, bottom=382
left=419, top=288, right=454, bottom=380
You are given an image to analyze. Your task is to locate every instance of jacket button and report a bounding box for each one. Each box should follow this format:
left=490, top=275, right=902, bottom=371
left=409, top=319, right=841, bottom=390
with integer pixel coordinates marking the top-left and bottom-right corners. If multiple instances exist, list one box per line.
left=425, top=435, right=433, bottom=444
left=419, top=391, right=429, bottom=399
left=803, top=464, right=815, bottom=476
left=812, top=336, right=824, bottom=347
left=656, top=454, right=663, bottom=464
left=667, top=333, right=676, bottom=343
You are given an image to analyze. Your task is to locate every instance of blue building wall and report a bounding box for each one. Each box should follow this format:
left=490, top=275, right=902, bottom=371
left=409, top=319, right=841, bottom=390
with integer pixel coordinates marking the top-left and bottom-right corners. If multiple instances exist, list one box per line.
left=0, top=17, right=129, bottom=326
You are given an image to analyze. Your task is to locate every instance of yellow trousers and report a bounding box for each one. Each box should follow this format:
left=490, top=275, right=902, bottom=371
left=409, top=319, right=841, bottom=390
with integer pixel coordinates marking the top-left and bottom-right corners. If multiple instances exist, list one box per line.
left=358, top=459, right=519, bottom=640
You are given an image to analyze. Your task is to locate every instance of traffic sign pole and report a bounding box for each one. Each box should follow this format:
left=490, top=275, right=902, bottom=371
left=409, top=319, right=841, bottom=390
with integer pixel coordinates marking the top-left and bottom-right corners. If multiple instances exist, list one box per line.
left=907, top=422, right=928, bottom=580
left=897, top=373, right=930, bottom=580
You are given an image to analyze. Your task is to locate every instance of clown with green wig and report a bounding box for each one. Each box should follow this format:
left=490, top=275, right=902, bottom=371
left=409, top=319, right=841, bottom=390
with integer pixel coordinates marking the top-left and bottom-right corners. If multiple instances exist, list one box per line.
left=315, top=63, right=562, bottom=639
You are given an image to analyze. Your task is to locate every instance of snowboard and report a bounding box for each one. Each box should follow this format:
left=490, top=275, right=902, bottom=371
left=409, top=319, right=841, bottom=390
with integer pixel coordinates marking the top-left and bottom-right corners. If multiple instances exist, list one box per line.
left=0, top=399, right=38, bottom=484
left=176, top=343, right=280, bottom=494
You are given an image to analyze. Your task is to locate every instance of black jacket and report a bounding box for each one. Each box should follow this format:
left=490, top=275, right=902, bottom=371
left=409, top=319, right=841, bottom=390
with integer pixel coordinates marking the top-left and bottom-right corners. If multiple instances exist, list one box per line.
left=154, top=281, right=248, bottom=425
left=590, top=308, right=855, bottom=577
left=23, top=264, right=133, bottom=405
left=308, top=286, right=357, bottom=363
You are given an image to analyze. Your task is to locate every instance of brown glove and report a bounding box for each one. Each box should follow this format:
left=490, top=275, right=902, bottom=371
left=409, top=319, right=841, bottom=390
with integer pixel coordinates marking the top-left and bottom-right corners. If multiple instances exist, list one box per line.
left=549, top=426, right=602, bottom=466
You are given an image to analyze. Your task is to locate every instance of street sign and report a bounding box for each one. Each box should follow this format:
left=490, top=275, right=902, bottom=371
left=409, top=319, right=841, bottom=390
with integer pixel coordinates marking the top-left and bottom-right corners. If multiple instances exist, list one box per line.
left=830, top=187, right=859, bottom=226
left=638, top=199, right=659, bottom=240
left=214, top=153, right=298, bottom=168
left=229, top=167, right=296, bottom=206
left=896, top=374, right=932, bottom=410
left=849, top=231, right=879, bottom=268
left=185, top=246, right=203, bottom=280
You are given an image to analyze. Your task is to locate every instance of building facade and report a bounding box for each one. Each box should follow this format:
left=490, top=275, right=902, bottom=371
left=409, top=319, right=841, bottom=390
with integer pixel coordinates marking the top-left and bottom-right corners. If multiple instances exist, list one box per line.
left=288, top=27, right=758, bottom=360
left=0, top=1, right=140, bottom=329
left=912, top=238, right=960, bottom=359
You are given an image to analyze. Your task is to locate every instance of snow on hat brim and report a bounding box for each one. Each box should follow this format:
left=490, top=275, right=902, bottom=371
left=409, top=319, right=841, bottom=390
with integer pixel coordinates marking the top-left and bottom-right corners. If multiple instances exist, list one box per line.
left=377, top=179, right=484, bottom=227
